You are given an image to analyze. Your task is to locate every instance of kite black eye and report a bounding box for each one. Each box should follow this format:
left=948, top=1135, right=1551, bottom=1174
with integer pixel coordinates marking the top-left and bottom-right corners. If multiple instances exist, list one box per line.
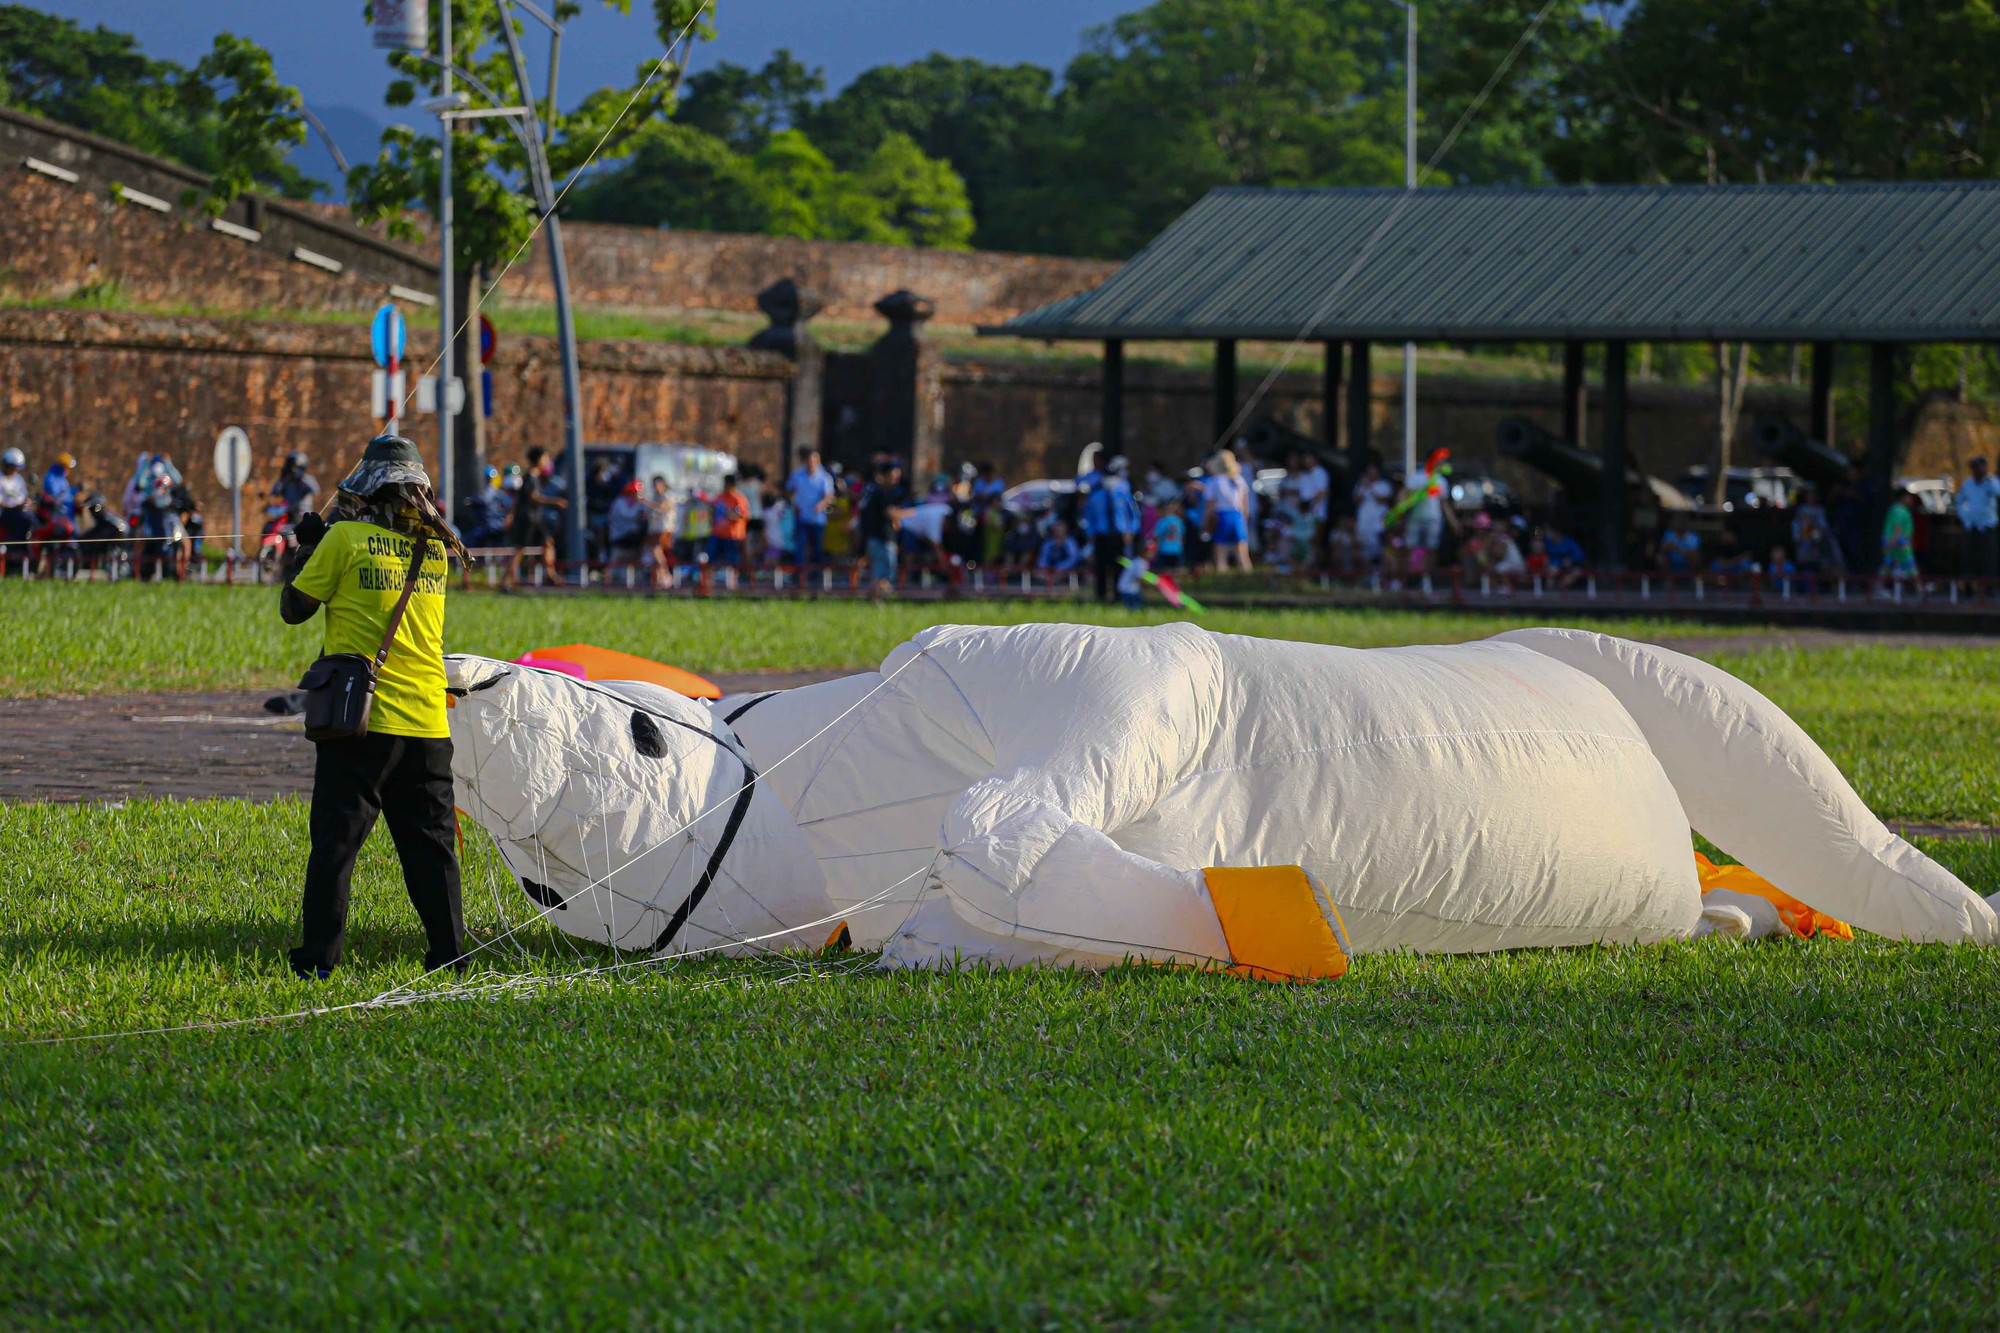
left=521, top=877, right=567, bottom=911
left=630, top=711, right=667, bottom=759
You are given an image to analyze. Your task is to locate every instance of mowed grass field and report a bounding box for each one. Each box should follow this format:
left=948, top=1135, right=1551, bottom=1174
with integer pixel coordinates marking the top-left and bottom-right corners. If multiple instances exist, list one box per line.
left=3, top=590, right=1998, bottom=1328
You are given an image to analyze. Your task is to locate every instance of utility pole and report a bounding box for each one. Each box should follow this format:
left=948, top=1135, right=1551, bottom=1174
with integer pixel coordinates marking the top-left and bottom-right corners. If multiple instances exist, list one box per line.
left=496, top=0, right=587, bottom=577
left=436, top=0, right=455, bottom=521
left=1396, top=1, right=1418, bottom=478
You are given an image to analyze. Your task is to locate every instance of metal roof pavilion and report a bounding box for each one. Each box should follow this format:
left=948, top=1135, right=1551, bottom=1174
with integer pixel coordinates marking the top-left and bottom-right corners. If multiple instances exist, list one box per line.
left=984, top=182, right=2000, bottom=345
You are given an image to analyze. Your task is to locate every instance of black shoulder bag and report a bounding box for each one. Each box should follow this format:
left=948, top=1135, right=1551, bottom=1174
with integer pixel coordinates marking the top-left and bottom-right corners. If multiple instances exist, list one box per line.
left=296, top=535, right=430, bottom=743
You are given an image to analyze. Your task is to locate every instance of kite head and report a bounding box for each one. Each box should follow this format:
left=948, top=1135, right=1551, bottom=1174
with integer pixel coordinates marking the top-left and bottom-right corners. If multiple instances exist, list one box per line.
left=442, top=656, right=833, bottom=957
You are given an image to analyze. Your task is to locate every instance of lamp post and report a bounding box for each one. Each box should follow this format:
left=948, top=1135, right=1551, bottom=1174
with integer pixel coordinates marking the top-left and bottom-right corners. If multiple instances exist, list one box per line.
left=1391, top=0, right=1417, bottom=478
left=436, top=0, right=455, bottom=522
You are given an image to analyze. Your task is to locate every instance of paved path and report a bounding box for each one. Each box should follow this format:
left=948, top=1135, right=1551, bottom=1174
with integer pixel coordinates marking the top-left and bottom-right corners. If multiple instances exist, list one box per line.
left=0, top=669, right=854, bottom=804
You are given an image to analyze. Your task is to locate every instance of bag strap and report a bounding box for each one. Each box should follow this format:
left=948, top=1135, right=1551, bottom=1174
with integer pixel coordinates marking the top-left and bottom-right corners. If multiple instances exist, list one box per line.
left=373, top=535, right=430, bottom=672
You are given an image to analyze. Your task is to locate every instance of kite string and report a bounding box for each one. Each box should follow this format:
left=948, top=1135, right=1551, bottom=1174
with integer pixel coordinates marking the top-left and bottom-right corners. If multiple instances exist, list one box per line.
left=2, top=858, right=936, bottom=1050
left=366, top=646, right=936, bottom=1002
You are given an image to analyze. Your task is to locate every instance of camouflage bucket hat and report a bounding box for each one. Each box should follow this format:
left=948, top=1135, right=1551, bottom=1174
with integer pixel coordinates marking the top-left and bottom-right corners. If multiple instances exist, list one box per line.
left=337, top=434, right=431, bottom=498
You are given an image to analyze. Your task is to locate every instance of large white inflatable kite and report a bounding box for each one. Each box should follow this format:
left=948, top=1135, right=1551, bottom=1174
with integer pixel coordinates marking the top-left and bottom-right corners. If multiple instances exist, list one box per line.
left=443, top=624, right=1998, bottom=979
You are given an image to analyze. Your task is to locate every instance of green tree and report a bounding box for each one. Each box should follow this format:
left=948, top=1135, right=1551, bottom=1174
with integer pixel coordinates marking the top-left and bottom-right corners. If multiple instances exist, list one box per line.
left=847, top=132, right=974, bottom=249
left=802, top=55, right=1054, bottom=248
left=1534, top=0, right=2000, bottom=185
left=348, top=0, right=714, bottom=278
left=174, top=34, right=313, bottom=213
left=561, top=120, right=765, bottom=230
left=672, top=49, right=823, bottom=153
left=0, top=5, right=317, bottom=202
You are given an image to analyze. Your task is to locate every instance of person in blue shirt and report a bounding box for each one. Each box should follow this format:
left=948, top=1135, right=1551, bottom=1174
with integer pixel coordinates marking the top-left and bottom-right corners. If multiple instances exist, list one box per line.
left=42, top=452, right=77, bottom=522
left=1956, top=455, right=1999, bottom=581
left=1655, top=514, right=1700, bottom=574
left=972, top=460, right=1008, bottom=505
left=1542, top=523, right=1588, bottom=588
left=1081, top=455, right=1143, bottom=602
left=786, top=448, right=835, bottom=571
left=1036, top=521, right=1082, bottom=574
left=1151, top=498, right=1187, bottom=570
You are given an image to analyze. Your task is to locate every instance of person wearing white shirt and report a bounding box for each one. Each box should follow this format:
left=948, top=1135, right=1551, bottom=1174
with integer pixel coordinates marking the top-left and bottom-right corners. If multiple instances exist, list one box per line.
left=1292, top=452, right=1331, bottom=521
left=1955, top=456, right=2000, bottom=580
left=0, top=448, right=31, bottom=547
left=1354, top=465, right=1391, bottom=564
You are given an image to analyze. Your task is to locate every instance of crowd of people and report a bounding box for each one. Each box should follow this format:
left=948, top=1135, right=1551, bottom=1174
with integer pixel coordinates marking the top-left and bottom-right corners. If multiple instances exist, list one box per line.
left=8, top=436, right=1998, bottom=596
left=0, top=445, right=220, bottom=579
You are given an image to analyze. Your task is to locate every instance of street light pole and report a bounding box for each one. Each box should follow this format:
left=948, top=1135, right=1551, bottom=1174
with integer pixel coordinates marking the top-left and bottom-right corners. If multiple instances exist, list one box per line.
left=436, top=0, right=455, bottom=520
left=1400, top=1, right=1418, bottom=478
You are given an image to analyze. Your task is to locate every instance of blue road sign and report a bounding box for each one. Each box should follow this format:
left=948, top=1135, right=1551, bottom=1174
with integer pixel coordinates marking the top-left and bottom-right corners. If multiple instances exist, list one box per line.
left=370, top=304, right=406, bottom=368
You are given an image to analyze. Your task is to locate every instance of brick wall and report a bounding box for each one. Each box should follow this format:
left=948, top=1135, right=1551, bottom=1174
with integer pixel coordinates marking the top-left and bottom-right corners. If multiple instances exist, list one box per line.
left=1, top=104, right=1123, bottom=333
left=0, top=107, right=434, bottom=316
left=0, top=307, right=792, bottom=521
left=486, top=223, right=1119, bottom=327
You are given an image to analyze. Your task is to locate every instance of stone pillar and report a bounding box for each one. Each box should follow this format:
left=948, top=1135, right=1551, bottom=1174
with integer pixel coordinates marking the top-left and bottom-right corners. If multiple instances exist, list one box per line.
left=748, top=278, right=823, bottom=480
left=868, top=290, right=942, bottom=483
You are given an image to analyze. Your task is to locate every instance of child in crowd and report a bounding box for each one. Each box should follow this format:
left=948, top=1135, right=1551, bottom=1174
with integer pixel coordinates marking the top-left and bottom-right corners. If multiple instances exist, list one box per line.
left=1325, top=514, right=1358, bottom=575
left=1116, top=552, right=1148, bottom=610
left=1151, top=499, right=1186, bottom=570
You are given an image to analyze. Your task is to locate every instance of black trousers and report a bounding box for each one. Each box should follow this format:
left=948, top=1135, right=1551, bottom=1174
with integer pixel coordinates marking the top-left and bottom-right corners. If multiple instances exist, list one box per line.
left=1962, top=526, right=1999, bottom=580
left=292, top=733, right=464, bottom=973
left=1093, top=534, right=1128, bottom=603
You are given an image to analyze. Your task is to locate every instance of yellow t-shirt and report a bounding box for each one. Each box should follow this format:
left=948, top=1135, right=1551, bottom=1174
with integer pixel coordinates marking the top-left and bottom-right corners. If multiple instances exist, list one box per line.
left=291, top=520, right=451, bottom=738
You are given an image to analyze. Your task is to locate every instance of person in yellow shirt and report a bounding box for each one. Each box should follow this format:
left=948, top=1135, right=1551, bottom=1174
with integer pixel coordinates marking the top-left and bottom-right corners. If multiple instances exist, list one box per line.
left=280, top=434, right=471, bottom=980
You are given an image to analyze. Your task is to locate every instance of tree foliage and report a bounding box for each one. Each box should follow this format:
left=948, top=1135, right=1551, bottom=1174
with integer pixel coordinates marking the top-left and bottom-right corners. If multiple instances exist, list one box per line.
left=347, top=0, right=714, bottom=274
left=0, top=4, right=316, bottom=206
left=566, top=123, right=974, bottom=248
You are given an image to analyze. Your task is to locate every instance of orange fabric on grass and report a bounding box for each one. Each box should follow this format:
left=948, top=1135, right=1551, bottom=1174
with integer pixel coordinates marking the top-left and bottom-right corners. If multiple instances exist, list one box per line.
left=1694, top=852, right=1854, bottom=940
left=525, top=643, right=722, bottom=700
left=1203, top=865, right=1350, bottom=983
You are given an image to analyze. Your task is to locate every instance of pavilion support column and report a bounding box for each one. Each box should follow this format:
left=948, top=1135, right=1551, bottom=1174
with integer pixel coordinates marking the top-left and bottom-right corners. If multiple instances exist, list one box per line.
left=1562, top=341, right=1588, bottom=448
left=1346, top=339, right=1373, bottom=473
left=1323, top=340, right=1344, bottom=455
left=1213, top=339, right=1239, bottom=446
left=1599, top=341, right=1630, bottom=571
left=1862, top=341, right=1899, bottom=571
left=1101, top=339, right=1125, bottom=456
left=1809, top=342, right=1837, bottom=448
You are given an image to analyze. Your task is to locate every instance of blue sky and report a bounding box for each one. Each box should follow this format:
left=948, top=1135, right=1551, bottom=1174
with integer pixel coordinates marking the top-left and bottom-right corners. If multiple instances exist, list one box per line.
left=29, top=2, right=1132, bottom=189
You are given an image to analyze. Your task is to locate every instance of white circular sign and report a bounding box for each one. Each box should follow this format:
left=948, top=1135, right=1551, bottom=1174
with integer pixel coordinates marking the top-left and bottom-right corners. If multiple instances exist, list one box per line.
left=214, top=426, right=252, bottom=489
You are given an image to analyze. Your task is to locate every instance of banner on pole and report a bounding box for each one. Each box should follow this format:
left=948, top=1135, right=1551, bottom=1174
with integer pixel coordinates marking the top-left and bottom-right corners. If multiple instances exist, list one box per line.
left=373, top=0, right=427, bottom=52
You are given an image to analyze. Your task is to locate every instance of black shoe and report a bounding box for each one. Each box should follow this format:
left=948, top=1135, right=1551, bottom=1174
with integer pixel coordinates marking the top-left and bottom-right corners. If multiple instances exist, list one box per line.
left=290, top=961, right=332, bottom=981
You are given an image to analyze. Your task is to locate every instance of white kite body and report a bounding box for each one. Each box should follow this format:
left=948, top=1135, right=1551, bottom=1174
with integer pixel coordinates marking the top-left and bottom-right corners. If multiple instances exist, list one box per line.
left=445, top=624, right=1996, bottom=971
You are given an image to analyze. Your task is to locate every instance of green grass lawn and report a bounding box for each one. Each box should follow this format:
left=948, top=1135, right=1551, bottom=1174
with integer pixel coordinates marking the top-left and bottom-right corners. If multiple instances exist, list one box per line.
left=2, top=799, right=1997, bottom=1330
left=5, top=594, right=1998, bottom=1328
left=1, top=581, right=1761, bottom=698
